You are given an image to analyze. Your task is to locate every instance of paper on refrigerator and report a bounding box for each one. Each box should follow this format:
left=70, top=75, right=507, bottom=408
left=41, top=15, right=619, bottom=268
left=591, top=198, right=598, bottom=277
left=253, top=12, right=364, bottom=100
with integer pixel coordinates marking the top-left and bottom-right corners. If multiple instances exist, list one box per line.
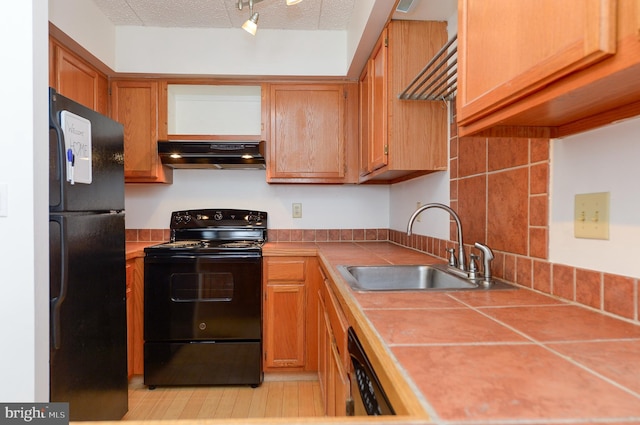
left=60, top=111, right=92, bottom=184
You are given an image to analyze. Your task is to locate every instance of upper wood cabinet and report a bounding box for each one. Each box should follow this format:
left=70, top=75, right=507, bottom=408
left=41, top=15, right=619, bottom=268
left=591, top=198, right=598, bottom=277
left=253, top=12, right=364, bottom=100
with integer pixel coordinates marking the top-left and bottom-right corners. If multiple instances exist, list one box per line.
left=267, top=83, right=358, bottom=184
left=49, top=39, right=108, bottom=115
left=110, top=80, right=172, bottom=184
left=457, top=0, right=640, bottom=137
left=358, top=64, right=371, bottom=178
left=367, top=33, right=388, bottom=174
left=359, top=21, right=448, bottom=183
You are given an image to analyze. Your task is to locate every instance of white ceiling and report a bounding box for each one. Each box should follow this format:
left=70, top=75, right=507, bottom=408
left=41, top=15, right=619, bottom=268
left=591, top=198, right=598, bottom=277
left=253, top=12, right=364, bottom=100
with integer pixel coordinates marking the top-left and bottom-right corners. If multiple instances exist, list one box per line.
left=91, top=0, right=457, bottom=31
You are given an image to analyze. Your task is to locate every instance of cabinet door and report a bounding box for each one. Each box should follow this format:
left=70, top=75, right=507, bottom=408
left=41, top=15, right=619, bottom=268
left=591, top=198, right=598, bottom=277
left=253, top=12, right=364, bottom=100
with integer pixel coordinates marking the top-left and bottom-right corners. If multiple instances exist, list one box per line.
left=52, top=43, right=109, bottom=115
left=268, top=84, right=349, bottom=183
left=368, top=30, right=388, bottom=173
left=358, top=63, right=370, bottom=178
left=264, top=284, right=306, bottom=369
left=131, top=257, right=144, bottom=375
left=110, top=81, right=171, bottom=183
left=318, top=297, right=331, bottom=414
left=331, top=340, right=350, bottom=417
left=125, top=257, right=144, bottom=378
left=458, top=0, right=617, bottom=125
left=319, top=296, right=350, bottom=417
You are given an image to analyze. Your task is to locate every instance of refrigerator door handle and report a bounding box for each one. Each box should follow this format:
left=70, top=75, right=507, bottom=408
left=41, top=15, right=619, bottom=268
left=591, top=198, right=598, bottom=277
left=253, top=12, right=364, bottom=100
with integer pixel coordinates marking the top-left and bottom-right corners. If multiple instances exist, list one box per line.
left=50, top=215, right=69, bottom=350
left=49, top=89, right=66, bottom=182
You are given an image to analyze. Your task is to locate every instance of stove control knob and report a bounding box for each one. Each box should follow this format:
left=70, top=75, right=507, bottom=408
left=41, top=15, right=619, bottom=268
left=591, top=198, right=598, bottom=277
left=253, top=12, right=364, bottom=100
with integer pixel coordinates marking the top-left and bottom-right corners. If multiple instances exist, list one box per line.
left=183, top=214, right=191, bottom=223
left=214, top=212, right=223, bottom=221
left=198, top=322, right=206, bottom=330
left=174, top=215, right=182, bottom=224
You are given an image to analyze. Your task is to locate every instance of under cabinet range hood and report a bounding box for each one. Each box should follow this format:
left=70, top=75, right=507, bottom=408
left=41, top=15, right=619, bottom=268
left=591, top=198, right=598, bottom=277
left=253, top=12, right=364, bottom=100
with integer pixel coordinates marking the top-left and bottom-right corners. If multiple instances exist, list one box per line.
left=158, top=140, right=265, bottom=169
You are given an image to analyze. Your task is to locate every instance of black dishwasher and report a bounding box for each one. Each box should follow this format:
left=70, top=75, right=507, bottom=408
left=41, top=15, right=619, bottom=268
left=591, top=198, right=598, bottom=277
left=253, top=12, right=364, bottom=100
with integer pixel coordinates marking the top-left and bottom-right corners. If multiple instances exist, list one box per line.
left=347, top=327, right=395, bottom=416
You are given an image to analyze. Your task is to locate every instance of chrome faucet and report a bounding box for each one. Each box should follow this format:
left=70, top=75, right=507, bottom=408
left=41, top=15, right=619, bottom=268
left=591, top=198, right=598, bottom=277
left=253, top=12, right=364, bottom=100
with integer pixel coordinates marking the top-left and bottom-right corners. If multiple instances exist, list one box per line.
left=406, top=203, right=467, bottom=273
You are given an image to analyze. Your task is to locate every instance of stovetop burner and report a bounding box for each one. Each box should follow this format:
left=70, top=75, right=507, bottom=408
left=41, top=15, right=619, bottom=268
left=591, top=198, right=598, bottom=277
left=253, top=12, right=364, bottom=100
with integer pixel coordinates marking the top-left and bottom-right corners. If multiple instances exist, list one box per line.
left=160, top=241, right=205, bottom=249
left=218, top=241, right=259, bottom=248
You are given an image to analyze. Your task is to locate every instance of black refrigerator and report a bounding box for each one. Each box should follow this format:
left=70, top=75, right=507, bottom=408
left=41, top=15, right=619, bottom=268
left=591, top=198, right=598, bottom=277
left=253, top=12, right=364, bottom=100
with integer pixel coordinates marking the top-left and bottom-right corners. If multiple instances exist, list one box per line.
left=48, top=88, right=128, bottom=420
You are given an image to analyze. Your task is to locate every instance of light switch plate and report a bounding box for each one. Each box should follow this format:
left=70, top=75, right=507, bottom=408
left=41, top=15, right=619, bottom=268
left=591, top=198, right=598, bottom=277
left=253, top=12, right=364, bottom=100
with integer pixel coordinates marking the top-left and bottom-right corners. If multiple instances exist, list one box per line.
left=0, top=183, right=7, bottom=217
left=574, top=192, right=609, bottom=239
left=292, top=203, right=302, bottom=218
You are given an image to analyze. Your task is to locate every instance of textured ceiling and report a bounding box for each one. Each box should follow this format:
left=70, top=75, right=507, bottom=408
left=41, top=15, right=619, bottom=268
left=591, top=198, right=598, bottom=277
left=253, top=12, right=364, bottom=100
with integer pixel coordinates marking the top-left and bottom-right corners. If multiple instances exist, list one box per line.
left=91, top=0, right=357, bottom=31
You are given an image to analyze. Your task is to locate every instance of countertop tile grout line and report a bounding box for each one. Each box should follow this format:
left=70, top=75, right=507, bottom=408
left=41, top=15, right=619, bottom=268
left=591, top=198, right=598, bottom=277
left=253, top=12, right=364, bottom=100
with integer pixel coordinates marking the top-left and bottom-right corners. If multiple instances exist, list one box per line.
left=445, top=294, right=640, bottom=402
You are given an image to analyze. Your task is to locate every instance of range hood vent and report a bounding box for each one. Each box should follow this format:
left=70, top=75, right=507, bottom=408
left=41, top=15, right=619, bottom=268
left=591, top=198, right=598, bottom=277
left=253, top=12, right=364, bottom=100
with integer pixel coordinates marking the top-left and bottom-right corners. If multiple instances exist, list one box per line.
left=158, top=140, right=266, bottom=169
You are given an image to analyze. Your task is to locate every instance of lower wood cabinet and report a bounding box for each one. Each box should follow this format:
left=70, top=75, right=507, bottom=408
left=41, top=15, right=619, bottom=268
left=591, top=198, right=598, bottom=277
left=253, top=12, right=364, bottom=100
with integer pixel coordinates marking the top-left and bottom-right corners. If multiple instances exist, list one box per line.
left=263, top=256, right=320, bottom=372
left=265, top=283, right=306, bottom=368
left=318, top=265, right=352, bottom=416
left=126, top=256, right=144, bottom=378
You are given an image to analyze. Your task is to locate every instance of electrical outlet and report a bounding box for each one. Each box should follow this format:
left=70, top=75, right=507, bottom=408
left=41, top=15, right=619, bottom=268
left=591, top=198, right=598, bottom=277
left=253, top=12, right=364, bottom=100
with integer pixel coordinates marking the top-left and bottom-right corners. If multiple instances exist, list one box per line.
left=292, top=203, right=302, bottom=218
left=574, top=192, right=609, bottom=239
left=416, top=201, right=422, bottom=222
left=0, top=183, right=7, bottom=217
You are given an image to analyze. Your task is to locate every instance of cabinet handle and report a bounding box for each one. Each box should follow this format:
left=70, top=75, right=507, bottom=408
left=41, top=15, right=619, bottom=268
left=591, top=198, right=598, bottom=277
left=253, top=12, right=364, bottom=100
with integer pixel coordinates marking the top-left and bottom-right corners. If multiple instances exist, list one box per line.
left=345, top=397, right=355, bottom=416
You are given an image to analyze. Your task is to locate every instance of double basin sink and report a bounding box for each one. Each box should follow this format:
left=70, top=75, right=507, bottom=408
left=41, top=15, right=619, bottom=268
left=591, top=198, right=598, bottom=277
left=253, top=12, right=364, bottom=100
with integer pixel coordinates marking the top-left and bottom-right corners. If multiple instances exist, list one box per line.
left=338, top=263, right=514, bottom=292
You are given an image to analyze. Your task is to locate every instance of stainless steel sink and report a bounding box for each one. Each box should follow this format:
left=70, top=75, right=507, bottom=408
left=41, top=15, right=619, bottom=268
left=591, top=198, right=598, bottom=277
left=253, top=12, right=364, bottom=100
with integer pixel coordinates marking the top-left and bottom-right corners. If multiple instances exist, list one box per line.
left=338, top=264, right=514, bottom=292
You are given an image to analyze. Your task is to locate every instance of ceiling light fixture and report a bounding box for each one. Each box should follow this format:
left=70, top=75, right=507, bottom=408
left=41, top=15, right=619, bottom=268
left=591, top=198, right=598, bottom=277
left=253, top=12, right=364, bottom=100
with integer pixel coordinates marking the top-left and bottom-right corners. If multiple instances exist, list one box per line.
left=242, top=11, right=259, bottom=35
left=237, top=0, right=303, bottom=35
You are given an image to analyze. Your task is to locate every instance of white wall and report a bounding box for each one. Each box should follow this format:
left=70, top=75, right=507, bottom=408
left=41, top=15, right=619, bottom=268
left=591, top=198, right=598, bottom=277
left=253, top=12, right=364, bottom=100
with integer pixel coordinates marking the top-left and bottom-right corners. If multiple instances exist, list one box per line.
left=549, top=116, right=640, bottom=278
left=125, top=171, right=389, bottom=229
left=388, top=171, right=451, bottom=238
left=0, top=1, right=49, bottom=401
left=115, top=27, right=348, bottom=76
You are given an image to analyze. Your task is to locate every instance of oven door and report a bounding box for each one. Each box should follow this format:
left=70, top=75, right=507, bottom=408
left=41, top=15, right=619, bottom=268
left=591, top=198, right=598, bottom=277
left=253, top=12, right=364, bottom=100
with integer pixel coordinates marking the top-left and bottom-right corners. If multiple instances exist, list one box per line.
left=144, top=253, right=262, bottom=342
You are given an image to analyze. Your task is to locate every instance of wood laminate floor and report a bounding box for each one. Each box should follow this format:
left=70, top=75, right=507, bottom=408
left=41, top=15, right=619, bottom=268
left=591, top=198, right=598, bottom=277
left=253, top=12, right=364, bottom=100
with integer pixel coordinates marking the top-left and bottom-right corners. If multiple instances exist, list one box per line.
left=123, top=375, right=325, bottom=420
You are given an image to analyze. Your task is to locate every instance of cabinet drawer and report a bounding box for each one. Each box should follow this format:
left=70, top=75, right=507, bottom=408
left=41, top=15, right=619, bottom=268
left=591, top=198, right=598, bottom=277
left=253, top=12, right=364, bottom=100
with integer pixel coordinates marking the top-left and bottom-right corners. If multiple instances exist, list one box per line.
left=266, top=258, right=306, bottom=282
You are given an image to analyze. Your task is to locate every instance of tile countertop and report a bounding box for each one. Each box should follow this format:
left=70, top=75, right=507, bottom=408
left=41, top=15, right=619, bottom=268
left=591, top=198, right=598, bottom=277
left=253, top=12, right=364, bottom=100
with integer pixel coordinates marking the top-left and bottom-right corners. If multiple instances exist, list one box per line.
left=119, top=241, right=640, bottom=425
left=265, top=242, right=640, bottom=425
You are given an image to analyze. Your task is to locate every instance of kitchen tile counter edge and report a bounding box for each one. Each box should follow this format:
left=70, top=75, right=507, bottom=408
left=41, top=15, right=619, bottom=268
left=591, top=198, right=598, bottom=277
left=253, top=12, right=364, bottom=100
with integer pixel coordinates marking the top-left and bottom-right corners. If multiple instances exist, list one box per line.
left=126, top=242, right=160, bottom=260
